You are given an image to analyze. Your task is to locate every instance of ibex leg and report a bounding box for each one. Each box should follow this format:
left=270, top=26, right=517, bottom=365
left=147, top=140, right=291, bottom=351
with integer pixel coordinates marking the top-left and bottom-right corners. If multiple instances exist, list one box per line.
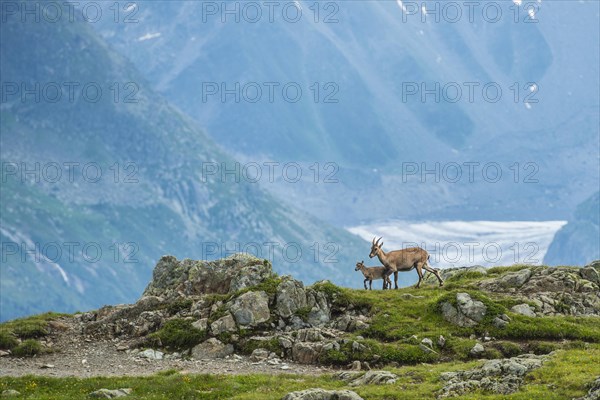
left=423, top=263, right=444, bottom=287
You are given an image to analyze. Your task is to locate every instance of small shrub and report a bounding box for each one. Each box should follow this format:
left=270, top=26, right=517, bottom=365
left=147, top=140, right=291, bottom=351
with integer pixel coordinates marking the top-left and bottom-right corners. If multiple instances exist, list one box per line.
left=240, top=337, right=281, bottom=355
left=0, top=331, right=19, bottom=350
left=165, top=299, right=193, bottom=315
left=294, top=307, right=312, bottom=322
left=148, top=319, right=206, bottom=351
left=12, top=339, right=42, bottom=357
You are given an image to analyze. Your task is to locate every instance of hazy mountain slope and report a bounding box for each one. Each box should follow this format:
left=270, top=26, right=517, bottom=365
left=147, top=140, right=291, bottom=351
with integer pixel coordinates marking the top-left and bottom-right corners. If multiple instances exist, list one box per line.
left=0, top=13, right=374, bottom=321
left=544, top=192, right=600, bottom=266
left=92, top=1, right=600, bottom=224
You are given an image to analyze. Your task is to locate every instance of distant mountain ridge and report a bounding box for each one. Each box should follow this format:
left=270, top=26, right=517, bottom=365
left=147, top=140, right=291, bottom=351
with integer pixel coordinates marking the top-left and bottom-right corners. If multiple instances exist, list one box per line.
left=0, top=11, right=372, bottom=321
left=544, top=191, right=600, bottom=266
left=90, top=0, right=600, bottom=224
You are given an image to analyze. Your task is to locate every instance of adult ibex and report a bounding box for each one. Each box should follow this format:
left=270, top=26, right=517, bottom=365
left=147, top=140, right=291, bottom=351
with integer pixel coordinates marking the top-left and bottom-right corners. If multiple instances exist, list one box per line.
left=369, top=237, right=444, bottom=289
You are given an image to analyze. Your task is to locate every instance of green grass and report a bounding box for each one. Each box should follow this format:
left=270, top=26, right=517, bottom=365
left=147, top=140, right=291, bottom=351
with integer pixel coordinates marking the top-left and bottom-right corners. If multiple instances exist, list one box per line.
left=0, top=313, right=70, bottom=357
left=147, top=319, right=206, bottom=351
left=0, top=331, right=19, bottom=350
left=11, top=339, right=43, bottom=357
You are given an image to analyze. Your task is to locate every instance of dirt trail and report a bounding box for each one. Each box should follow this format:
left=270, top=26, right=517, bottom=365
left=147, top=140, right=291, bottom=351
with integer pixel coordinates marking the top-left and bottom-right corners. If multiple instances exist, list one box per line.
left=0, top=319, right=336, bottom=378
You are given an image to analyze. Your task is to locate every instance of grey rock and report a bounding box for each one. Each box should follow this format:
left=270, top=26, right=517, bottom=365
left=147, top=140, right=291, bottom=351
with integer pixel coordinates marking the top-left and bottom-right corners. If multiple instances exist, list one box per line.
left=210, top=313, right=237, bottom=335
left=492, top=317, right=508, bottom=329
left=139, top=349, right=163, bottom=360
left=470, top=343, right=485, bottom=356
left=282, top=388, right=364, bottom=400
left=438, top=335, right=446, bottom=348
left=456, top=293, right=487, bottom=322
left=143, top=254, right=271, bottom=299
left=278, top=336, right=293, bottom=349
left=292, top=342, right=322, bottom=364
left=296, top=328, right=325, bottom=343
left=499, top=268, right=532, bottom=287
left=192, top=318, right=208, bottom=331
left=1, top=390, right=21, bottom=397
left=351, top=341, right=366, bottom=352
left=191, top=338, right=234, bottom=359
left=421, top=338, right=434, bottom=347
left=88, top=388, right=132, bottom=398
left=276, top=278, right=307, bottom=318
left=250, top=348, right=270, bottom=362
left=580, top=266, right=600, bottom=285
left=438, top=353, right=550, bottom=398
left=441, top=293, right=487, bottom=327
left=230, top=291, right=270, bottom=327
left=348, top=370, right=398, bottom=386
left=511, top=304, right=536, bottom=317
left=350, top=360, right=362, bottom=371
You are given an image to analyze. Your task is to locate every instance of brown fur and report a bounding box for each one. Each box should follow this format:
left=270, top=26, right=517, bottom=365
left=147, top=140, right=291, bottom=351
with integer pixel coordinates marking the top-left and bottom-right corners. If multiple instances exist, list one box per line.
left=355, top=260, right=392, bottom=290
left=369, top=237, right=443, bottom=289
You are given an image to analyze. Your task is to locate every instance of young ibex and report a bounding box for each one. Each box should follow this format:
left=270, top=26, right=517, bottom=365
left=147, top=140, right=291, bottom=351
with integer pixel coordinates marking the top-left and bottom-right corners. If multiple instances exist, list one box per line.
left=355, top=260, right=393, bottom=290
left=369, top=237, right=444, bottom=289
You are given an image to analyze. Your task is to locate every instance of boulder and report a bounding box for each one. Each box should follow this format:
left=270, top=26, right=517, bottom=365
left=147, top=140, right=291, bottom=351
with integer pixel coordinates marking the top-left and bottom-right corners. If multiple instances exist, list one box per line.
left=580, top=266, right=600, bottom=285
left=305, top=289, right=331, bottom=326
left=88, top=388, right=132, bottom=398
left=210, top=314, right=237, bottom=335
left=296, top=328, right=325, bottom=343
left=276, top=278, right=307, bottom=318
left=192, top=318, right=208, bottom=331
left=143, top=254, right=272, bottom=299
left=282, top=388, right=364, bottom=400
left=292, top=342, right=323, bottom=364
left=229, top=291, right=270, bottom=327
left=499, top=269, right=532, bottom=287
left=1, top=390, right=21, bottom=398
left=250, top=348, right=270, bottom=362
left=139, top=349, right=163, bottom=360
left=441, top=293, right=487, bottom=327
left=191, top=338, right=234, bottom=359
left=510, top=304, right=536, bottom=317
left=348, top=371, right=398, bottom=386
left=470, top=343, right=485, bottom=357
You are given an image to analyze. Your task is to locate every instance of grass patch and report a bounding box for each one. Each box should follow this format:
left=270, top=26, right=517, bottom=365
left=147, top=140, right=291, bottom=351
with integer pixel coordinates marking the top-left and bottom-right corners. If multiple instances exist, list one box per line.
left=319, top=339, right=439, bottom=366
left=493, top=315, right=600, bottom=342
left=294, top=307, right=312, bottom=322
left=147, top=319, right=206, bottom=351
left=239, top=337, right=282, bottom=355
left=486, top=265, right=540, bottom=276
left=492, top=341, right=523, bottom=357
left=0, top=331, right=19, bottom=350
left=11, top=339, right=42, bottom=357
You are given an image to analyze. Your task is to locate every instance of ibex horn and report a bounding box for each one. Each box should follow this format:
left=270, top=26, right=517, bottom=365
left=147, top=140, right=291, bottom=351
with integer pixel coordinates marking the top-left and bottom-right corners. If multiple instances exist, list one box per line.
left=375, top=236, right=382, bottom=246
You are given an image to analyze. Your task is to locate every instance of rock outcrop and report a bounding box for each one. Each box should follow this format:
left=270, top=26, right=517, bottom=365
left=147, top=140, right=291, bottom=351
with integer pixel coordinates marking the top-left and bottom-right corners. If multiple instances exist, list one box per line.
left=478, top=264, right=600, bottom=316
left=76, top=254, right=371, bottom=366
left=438, top=353, right=551, bottom=398
left=282, top=389, right=364, bottom=400
left=142, top=254, right=273, bottom=298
